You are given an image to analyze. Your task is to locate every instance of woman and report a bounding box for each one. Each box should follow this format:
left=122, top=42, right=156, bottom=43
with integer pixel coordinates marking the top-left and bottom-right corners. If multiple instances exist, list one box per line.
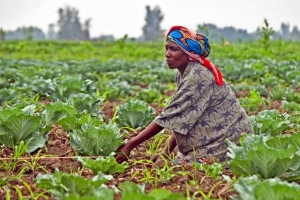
left=115, top=25, right=253, bottom=165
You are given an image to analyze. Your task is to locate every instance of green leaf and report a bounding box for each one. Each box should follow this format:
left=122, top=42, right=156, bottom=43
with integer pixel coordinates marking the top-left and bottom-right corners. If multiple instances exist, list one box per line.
left=225, top=139, right=243, bottom=159
left=250, top=110, right=292, bottom=136
left=115, top=99, right=155, bottom=129
left=91, top=172, right=113, bottom=188
left=233, top=176, right=260, bottom=200
left=138, top=88, right=161, bottom=103
left=275, top=152, right=300, bottom=177
left=148, top=189, right=184, bottom=200
left=67, top=93, right=103, bottom=117
left=148, top=189, right=172, bottom=199
left=230, top=158, right=256, bottom=176
left=291, top=132, right=300, bottom=148
left=41, top=101, right=77, bottom=125
left=249, top=146, right=278, bottom=179
left=21, top=105, right=37, bottom=116
left=77, top=113, right=103, bottom=126
left=26, top=131, right=48, bottom=153
left=0, top=110, right=47, bottom=152
left=76, top=154, right=129, bottom=175
left=60, top=175, right=92, bottom=195
left=266, top=135, right=292, bottom=149
left=254, top=178, right=300, bottom=200
left=57, top=116, right=78, bottom=130
left=70, top=123, right=126, bottom=156
left=35, top=170, right=112, bottom=198
left=119, top=181, right=150, bottom=200
left=53, top=77, right=96, bottom=101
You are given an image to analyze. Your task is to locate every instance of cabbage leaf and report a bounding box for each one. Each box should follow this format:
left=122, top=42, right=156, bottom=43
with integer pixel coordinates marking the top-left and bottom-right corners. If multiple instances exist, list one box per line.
left=115, top=99, right=155, bottom=129
left=70, top=122, right=126, bottom=156
left=0, top=106, right=48, bottom=152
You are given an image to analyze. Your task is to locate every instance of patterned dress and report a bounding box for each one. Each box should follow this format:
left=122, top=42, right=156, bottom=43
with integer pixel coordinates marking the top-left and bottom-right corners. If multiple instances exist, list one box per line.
left=154, top=62, right=253, bottom=162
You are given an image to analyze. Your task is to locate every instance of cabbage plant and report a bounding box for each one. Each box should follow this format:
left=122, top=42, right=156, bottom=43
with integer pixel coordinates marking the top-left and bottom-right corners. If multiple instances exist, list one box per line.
left=138, top=88, right=161, bottom=103
left=226, top=133, right=300, bottom=180
left=35, top=170, right=114, bottom=199
left=249, top=109, right=292, bottom=136
left=69, top=122, right=127, bottom=156
left=41, top=101, right=77, bottom=126
left=75, top=153, right=129, bottom=175
left=115, top=99, right=155, bottom=129
left=67, top=93, right=103, bottom=118
left=0, top=105, right=49, bottom=152
left=52, top=76, right=96, bottom=101
left=233, top=176, right=300, bottom=200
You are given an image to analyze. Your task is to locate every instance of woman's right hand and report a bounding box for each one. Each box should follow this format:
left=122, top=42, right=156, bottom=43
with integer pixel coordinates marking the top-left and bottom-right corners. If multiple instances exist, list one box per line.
left=115, top=122, right=164, bottom=164
left=115, top=144, right=132, bottom=164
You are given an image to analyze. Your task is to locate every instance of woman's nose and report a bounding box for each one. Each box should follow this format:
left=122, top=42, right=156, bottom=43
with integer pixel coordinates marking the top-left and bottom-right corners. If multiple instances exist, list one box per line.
left=165, top=50, right=170, bottom=57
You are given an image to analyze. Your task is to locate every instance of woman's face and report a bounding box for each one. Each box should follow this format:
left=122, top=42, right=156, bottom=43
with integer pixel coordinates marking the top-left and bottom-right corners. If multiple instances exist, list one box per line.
left=165, top=40, right=190, bottom=73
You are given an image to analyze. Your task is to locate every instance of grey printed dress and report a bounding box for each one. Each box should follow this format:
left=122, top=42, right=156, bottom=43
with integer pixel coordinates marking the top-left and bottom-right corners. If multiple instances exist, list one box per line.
left=154, top=62, right=253, bottom=162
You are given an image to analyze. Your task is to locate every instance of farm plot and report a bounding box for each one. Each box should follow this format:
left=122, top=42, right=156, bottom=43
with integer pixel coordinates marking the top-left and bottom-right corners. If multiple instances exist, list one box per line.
left=0, top=52, right=300, bottom=199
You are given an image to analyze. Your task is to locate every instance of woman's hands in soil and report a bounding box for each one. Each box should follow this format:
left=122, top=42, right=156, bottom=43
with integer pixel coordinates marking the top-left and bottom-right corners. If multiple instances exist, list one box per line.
left=115, top=144, right=132, bottom=164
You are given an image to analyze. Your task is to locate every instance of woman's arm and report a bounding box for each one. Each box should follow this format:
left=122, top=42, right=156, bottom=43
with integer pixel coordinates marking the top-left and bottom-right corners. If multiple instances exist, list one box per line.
left=115, top=121, right=164, bottom=163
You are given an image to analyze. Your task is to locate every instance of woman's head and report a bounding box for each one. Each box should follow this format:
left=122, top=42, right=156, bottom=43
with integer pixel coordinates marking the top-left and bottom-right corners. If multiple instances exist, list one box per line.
left=166, top=26, right=211, bottom=59
left=165, top=40, right=190, bottom=73
left=165, top=25, right=224, bottom=86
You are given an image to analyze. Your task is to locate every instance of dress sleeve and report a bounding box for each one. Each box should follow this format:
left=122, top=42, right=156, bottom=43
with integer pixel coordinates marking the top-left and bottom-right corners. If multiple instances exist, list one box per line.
left=154, top=69, right=214, bottom=135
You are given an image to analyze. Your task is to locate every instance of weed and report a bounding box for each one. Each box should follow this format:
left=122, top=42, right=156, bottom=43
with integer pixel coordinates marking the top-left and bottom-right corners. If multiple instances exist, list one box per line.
left=132, top=160, right=158, bottom=187
left=155, top=155, right=177, bottom=183
left=22, top=180, right=49, bottom=199
left=194, top=181, right=222, bottom=200
left=259, top=18, right=275, bottom=51
left=200, top=163, right=224, bottom=180
left=0, top=141, right=30, bottom=173
left=12, top=140, right=30, bottom=171
left=3, top=186, right=11, bottom=200
left=239, top=89, right=267, bottom=112
left=146, top=133, right=169, bottom=157
left=22, top=149, right=48, bottom=173
left=133, top=156, right=178, bottom=185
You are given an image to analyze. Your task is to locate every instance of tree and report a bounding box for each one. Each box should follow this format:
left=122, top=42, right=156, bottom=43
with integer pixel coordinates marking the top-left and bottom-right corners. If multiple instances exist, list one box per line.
left=291, top=26, right=300, bottom=40
left=25, top=26, right=34, bottom=41
left=83, top=18, right=91, bottom=40
left=0, top=28, right=5, bottom=41
left=258, top=18, right=275, bottom=51
left=280, top=22, right=290, bottom=35
left=47, top=24, right=56, bottom=39
left=142, top=5, right=164, bottom=41
left=4, top=27, right=45, bottom=40
left=57, top=6, right=91, bottom=40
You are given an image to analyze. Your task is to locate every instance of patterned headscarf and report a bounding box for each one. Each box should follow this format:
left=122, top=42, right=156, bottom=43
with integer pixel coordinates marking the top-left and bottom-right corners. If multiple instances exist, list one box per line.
left=166, top=26, right=223, bottom=86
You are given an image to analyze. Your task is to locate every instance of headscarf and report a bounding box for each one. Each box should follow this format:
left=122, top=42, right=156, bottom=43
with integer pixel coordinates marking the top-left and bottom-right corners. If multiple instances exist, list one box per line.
left=166, top=26, right=223, bottom=86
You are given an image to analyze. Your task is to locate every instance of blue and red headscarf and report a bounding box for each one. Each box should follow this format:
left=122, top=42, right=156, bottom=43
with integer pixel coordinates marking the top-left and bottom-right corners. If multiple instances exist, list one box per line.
left=166, top=26, right=223, bottom=86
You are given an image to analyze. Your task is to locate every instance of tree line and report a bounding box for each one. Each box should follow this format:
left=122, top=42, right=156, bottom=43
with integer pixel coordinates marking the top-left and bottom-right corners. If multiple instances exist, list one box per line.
left=1, top=5, right=300, bottom=42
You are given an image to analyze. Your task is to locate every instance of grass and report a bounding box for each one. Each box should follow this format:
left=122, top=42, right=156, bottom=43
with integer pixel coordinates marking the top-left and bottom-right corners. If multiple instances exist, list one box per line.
left=1, top=39, right=300, bottom=62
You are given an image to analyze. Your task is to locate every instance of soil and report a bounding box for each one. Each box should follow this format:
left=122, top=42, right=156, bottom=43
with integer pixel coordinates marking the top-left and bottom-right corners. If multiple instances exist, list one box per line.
left=0, top=93, right=244, bottom=200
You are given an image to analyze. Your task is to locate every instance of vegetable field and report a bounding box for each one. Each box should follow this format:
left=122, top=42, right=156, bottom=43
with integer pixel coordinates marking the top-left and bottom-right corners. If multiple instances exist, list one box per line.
left=1, top=40, right=300, bottom=200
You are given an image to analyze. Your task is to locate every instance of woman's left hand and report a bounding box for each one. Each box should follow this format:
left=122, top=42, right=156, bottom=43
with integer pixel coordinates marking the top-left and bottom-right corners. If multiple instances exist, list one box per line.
left=115, top=144, right=132, bottom=164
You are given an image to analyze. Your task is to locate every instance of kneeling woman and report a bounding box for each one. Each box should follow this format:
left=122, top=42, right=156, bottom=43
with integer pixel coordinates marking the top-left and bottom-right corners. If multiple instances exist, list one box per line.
left=116, top=25, right=253, bottom=164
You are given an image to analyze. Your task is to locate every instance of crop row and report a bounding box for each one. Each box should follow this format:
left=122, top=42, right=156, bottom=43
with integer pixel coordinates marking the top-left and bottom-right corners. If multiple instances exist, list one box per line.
left=0, top=56, right=300, bottom=199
